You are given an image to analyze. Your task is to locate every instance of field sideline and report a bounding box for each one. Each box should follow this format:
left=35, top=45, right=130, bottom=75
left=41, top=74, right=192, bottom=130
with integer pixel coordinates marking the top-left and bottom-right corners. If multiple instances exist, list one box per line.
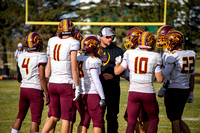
left=0, top=62, right=200, bottom=133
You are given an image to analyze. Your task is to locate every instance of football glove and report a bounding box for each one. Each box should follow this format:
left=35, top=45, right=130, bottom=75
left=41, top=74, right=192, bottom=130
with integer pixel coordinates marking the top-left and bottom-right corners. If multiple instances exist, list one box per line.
left=73, top=86, right=80, bottom=101
left=187, top=92, right=194, bottom=103
left=157, top=80, right=169, bottom=98
left=45, top=93, right=50, bottom=105
left=115, top=55, right=122, bottom=64
left=99, top=99, right=106, bottom=107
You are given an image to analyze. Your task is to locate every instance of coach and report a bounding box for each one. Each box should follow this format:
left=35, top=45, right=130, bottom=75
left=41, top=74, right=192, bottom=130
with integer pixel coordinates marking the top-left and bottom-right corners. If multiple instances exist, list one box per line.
left=98, top=26, right=123, bottom=133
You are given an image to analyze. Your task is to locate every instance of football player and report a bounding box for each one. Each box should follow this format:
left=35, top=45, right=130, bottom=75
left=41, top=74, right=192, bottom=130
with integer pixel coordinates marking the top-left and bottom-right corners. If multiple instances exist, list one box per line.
left=70, top=30, right=83, bottom=133
left=156, top=25, right=175, bottom=98
left=123, top=27, right=149, bottom=133
left=42, top=19, right=80, bottom=133
left=11, top=32, right=48, bottom=133
left=77, top=36, right=105, bottom=133
left=161, top=30, right=196, bottom=133
left=114, top=31, right=163, bottom=133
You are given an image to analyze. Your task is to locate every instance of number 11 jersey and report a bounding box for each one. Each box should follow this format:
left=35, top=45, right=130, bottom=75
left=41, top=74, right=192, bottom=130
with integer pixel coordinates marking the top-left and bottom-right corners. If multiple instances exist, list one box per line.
left=47, top=36, right=80, bottom=84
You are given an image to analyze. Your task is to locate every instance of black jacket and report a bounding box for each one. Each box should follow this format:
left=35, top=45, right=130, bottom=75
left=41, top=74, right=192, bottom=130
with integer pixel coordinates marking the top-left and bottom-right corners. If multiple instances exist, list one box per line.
left=100, top=42, right=123, bottom=83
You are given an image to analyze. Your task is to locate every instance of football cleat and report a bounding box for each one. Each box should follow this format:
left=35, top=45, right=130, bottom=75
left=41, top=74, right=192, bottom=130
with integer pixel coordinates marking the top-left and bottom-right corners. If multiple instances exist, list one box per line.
left=124, top=27, right=144, bottom=49
left=26, top=32, right=43, bottom=51
left=138, top=31, right=156, bottom=49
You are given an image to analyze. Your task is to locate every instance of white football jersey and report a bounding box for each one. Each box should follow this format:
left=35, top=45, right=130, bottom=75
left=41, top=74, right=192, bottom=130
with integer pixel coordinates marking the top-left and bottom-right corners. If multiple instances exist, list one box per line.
left=121, top=49, right=162, bottom=93
left=48, top=36, right=80, bottom=84
left=18, top=52, right=48, bottom=90
left=165, top=50, right=196, bottom=89
left=77, top=55, right=102, bottom=94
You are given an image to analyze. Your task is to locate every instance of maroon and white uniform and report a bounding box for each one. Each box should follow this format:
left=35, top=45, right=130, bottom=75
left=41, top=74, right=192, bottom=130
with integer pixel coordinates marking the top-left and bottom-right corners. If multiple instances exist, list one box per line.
left=121, top=49, right=162, bottom=133
left=17, top=51, right=47, bottom=124
left=162, top=50, right=196, bottom=121
left=47, top=36, right=80, bottom=120
left=77, top=55, right=105, bottom=128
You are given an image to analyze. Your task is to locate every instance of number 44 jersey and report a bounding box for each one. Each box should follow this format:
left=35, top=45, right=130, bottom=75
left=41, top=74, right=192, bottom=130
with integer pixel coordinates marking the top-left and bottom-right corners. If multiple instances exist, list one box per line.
left=18, top=52, right=48, bottom=90
left=121, top=49, right=162, bottom=93
left=47, top=36, right=80, bottom=84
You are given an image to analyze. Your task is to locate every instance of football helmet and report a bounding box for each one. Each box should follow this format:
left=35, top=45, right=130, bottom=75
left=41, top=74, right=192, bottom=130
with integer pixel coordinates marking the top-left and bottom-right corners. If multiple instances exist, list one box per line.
left=138, top=31, right=156, bottom=49
left=57, top=19, right=75, bottom=36
left=124, top=27, right=144, bottom=49
left=156, top=25, right=175, bottom=48
left=74, top=31, right=83, bottom=42
left=81, top=36, right=103, bottom=57
left=162, top=30, right=184, bottom=51
left=26, top=32, right=43, bottom=51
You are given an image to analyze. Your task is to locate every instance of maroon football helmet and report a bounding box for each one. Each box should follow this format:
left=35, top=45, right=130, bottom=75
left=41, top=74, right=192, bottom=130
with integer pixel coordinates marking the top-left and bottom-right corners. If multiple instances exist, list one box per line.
left=57, top=19, right=75, bottom=36
left=162, top=30, right=184, bottom=51
left=74, top=31, right=83, bottom=42
left=26, top=32, right=43, bottom=51
left=156, top=25, right=175, bottom=48
left=138, top=31, right=156, bottom=49
left=81, top=36, right=103, bottom=57
left=124, top=27, right=144, bottom=49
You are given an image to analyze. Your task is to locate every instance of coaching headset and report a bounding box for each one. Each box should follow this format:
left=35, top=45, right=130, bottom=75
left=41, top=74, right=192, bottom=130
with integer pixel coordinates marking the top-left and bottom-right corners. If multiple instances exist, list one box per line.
left=98, top=26, right=115, bottom=41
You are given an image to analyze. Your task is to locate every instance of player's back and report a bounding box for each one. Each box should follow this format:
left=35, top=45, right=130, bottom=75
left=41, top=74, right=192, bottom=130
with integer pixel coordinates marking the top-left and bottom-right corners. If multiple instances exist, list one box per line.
left=18, top=51, right=47, bottom=90
left=48, top=36, right=80, bottom=84
left=124, top=49, right=162, bottom=93
left=77, top=55, right=102, bottom=94
left=168, top=50, right=196, bottom=89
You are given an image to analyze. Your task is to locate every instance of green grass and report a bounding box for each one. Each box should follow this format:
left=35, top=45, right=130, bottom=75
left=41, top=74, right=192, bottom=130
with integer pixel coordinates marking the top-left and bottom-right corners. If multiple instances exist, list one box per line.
left=0, top=81, right=200, bottom=133
left=1, top=62, right=200, bottom=132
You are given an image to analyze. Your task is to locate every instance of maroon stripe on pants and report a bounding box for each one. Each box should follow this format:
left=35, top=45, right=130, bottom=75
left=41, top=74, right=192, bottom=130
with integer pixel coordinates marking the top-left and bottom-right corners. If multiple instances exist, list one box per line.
left=126, top=92, right=159, bottom=133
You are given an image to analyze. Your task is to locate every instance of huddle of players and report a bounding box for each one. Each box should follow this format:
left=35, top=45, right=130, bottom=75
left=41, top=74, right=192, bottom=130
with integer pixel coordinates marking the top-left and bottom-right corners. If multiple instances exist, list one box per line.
left=11, top=18, right=195, bottom=133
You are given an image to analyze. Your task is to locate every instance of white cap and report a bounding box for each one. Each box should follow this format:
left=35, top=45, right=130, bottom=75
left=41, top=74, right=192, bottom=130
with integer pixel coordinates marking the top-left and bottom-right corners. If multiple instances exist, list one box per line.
left=18, top=43, right=23, bottom=47
left=101, top=27, right=115, bottom=36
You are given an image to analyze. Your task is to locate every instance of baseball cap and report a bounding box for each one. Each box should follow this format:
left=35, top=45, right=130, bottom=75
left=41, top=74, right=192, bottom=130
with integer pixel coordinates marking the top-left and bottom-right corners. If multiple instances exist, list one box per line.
left=18, top=43, right=23, bottom=47
left=101, top=27, right=115, bottom=36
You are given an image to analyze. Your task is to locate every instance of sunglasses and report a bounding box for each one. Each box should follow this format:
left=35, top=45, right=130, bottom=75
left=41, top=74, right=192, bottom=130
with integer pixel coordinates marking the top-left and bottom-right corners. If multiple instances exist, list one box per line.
left=104, top=36, right=114, bottom=39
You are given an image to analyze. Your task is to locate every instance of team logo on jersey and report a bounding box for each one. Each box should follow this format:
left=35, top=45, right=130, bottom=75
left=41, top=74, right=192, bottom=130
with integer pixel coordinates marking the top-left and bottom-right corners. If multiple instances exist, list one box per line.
left=101, top=52, right=110, bottom=66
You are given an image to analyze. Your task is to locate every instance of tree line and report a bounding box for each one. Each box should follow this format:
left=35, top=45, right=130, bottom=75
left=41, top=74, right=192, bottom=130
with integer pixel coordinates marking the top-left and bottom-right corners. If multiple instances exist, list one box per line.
left=0, top=0, right=199, bottom=67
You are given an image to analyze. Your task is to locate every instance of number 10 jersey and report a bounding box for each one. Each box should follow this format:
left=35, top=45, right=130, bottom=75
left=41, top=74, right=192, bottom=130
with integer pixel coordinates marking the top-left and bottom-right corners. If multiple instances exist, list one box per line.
left=121, top=49, right=162, bottom=93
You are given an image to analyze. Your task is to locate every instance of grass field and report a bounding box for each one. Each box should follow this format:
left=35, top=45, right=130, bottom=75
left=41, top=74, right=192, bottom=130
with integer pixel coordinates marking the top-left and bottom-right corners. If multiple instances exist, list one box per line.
left=0, top=63, right=200, bottom=133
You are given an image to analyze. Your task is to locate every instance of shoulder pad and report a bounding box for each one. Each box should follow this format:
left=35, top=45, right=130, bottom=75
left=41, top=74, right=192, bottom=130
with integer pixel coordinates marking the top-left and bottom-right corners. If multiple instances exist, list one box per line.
left=165, top=53, right=177, bottom=64
left=89, top=57, right=102, bottom=69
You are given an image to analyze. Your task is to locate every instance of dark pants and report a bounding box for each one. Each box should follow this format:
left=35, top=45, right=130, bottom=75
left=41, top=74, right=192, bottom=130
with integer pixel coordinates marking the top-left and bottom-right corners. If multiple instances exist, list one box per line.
left=17, top=63, right=22, bottom=82
left=164, top=88, right=190, bottom=122
left=101, top=78, right=120, bottom=133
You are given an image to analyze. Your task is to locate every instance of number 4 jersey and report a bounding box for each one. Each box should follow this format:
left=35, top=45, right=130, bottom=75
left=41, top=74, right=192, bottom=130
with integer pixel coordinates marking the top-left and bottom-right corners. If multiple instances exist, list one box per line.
left=121, top=49, right=162, bottom=93
left=18, top=52, right=48, bottom=90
